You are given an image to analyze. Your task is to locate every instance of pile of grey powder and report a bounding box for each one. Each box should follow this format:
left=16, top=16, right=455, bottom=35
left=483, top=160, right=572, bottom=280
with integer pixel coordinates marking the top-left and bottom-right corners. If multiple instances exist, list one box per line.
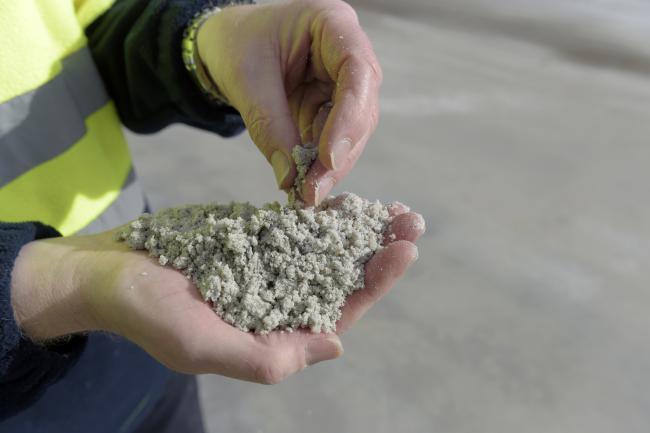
left=116, top=146, right=395, bottom=334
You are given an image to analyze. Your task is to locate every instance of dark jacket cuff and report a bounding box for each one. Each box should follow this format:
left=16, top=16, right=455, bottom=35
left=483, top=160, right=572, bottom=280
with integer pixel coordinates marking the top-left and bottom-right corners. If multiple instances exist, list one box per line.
left=0, top=222, right=87, bottom=418
left=86, top=0, right=250, bottom=136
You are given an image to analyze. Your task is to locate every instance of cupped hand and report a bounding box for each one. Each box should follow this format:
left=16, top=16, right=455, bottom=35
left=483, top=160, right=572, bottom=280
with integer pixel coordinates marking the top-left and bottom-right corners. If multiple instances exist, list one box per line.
left=197, top=0, right=382, bottom=205
left=11, top=206, right=423, bottom=385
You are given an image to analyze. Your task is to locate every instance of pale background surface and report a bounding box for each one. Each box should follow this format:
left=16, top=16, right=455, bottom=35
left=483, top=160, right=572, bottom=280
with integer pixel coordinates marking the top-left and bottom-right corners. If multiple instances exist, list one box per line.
left=125, top=0, right=650, bottom=432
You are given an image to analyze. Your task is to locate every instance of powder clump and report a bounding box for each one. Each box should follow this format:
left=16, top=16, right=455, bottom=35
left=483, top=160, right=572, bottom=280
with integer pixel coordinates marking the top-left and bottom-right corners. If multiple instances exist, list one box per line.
left=116, top=192, right=393, bottom=334
left=288, top=143, right=318, bottom=207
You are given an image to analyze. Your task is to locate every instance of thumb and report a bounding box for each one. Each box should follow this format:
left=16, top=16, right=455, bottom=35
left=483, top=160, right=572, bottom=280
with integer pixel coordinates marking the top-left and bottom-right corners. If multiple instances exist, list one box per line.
left=235, top=65, right=300, bottom=190
left=248, top=333, right=343, bottom=385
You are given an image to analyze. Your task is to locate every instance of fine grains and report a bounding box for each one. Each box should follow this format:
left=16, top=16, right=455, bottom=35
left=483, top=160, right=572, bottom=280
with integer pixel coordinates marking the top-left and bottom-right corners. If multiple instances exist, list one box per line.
left=116, top=193, right=393, bottom=334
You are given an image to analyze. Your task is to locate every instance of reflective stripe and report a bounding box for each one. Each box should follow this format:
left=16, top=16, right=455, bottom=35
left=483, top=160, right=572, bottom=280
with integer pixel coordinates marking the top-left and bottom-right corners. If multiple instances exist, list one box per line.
left=0, top=102, right=133, bottom=236
left=0, top=47, right=109, bottom=187
left=0, top=3, right=140, bottom=237
left=77, top=169, right=145, bottom=235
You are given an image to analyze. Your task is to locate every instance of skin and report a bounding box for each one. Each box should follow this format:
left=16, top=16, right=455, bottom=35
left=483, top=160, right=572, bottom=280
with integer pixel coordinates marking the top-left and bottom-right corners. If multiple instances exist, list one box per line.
left=197, top=0, right=382, bottom=205
left=11, top=206, right=424, bottom=384
left=9, top=0, right=423, bottom=385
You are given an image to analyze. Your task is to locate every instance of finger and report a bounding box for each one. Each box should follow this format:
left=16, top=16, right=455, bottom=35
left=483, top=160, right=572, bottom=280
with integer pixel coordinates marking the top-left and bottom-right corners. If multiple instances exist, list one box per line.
left=311, top=101, right=333, bottom=145
left=383, top=212, right=426, bottom=244
left=320, top=58, right=380, bottom=172
left=248, top=330, right=343, bottom=384
left=387, top=202, right=410, bottom=217
left=336, top=240, right=418, bottom=334
left=317, top=191, right=352, bottom=210
left=300, top=102, right=334, bottom=205
left=233, top=61, right=301, bottom=190
left=301, top=159, right=334, bottom=206
left=300, top=87, right=377, bottom=205
left=295, top=84, right=333, bottom=144
left=312, top=5, right=382, bottom=171
left=301, top=144, right=363, bottom=206
left=288, top=85, right=309, bottom=140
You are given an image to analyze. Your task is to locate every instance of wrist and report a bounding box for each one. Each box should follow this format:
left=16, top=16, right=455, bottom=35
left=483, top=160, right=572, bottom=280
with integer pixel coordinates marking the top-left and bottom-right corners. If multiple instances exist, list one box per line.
left=195, top=7, right=225, bottom=71
left=195, top=4, right=249, bottom=106
left=185, top=6, right=234, bottom=106
left=10, top=238, right=94, bottom=341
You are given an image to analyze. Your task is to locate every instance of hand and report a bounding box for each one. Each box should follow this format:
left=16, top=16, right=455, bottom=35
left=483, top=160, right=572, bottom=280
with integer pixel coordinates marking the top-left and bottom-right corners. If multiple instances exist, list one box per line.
left=10, top=207, right=423, bottom=384
left=197, top=0, right=382, bottom=205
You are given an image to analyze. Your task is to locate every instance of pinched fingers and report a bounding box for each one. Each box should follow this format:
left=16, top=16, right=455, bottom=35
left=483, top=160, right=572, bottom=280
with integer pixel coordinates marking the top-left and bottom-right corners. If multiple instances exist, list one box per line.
left=320, top=57, right=381, bottom=173
left=241, top=82, right=301, bottom=190
left=289, top=84, right=334, bottom=145
left=301, top=146, right=364, bottom=206
left=313, top=5, right=382, bottom=172
left=294, top=0, right=381, bottom=205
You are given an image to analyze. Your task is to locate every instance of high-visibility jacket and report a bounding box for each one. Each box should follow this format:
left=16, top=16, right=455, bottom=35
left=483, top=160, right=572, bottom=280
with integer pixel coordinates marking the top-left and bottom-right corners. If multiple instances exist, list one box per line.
left=0, top=0, right=143, bottom=236
left=0, top=0, right=244, bottom=236
left=0, top=0, right=246, bottom=427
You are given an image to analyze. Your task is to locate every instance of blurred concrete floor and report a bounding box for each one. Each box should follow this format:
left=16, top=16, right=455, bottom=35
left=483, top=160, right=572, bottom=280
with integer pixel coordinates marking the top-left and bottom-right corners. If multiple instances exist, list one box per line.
left=125, top=1, right=650, bottom=432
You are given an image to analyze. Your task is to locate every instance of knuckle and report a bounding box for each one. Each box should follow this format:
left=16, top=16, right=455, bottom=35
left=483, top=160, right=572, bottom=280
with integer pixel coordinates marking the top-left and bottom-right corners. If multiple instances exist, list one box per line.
left=335, top=1, right=358, bottom=21
left=352, top=54, right=382, bottom=87
left=314, top=0, right=358, bottom=23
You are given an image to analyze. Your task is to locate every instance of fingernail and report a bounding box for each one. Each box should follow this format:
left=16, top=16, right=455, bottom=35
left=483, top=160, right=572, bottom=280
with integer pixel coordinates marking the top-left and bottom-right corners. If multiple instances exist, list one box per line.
left=305, top=336, right=343, bottom=366
left=271, top=151, right=290, bottom=188
left=409, top=247, right=420, bottom=265
left=329, top=138, right=352, bottom=170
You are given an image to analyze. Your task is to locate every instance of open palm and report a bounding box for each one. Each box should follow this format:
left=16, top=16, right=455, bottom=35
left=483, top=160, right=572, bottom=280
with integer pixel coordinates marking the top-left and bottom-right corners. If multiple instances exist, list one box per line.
left=85, top=204, right=423, bottom=384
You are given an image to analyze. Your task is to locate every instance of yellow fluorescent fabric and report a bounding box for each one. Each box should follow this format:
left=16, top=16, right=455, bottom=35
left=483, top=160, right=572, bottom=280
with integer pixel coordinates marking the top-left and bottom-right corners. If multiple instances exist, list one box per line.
left=0, top=1, right=86, bottom=103
left=0, top=103, right=132, bottom=236
left=1, top=0, right=134, bottom=235
left=75, top=0, right=116, bottom=29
